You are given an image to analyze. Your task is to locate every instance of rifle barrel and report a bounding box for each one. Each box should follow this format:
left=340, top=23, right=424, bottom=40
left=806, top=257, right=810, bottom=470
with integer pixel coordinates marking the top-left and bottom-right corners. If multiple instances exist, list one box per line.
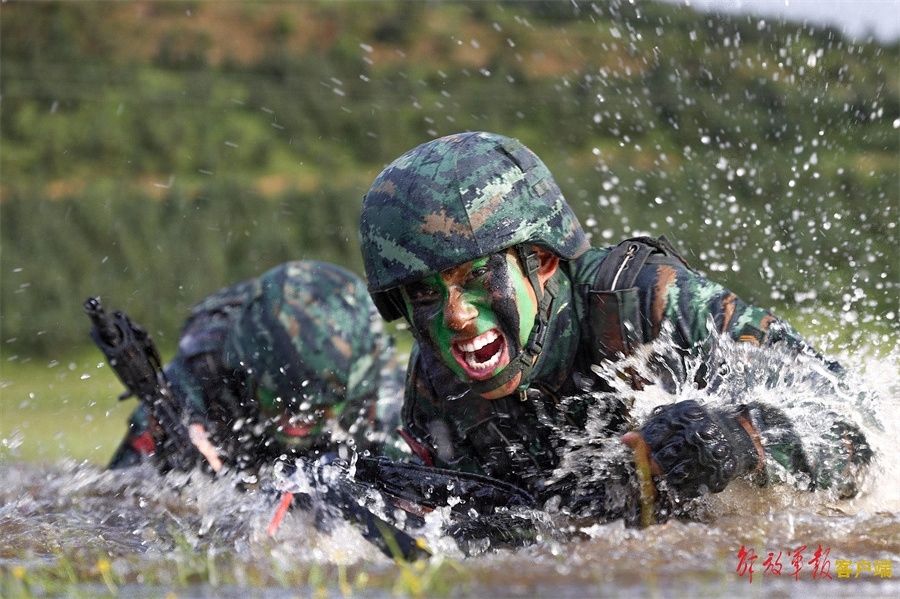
left=84, top=297, right=121, bottom=345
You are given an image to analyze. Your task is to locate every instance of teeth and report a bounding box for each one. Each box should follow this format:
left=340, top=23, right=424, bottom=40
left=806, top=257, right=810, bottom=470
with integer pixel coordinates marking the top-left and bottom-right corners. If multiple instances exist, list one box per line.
left=465, top=349, right=501, bottom=372
left=458, top=330, right=498, bottom=353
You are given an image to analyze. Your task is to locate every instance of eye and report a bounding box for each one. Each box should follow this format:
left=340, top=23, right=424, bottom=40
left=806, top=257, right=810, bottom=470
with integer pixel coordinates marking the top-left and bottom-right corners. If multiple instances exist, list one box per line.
left=468, top=265, right=490, bottom=284
left=404, top=281, right=440, bottom=303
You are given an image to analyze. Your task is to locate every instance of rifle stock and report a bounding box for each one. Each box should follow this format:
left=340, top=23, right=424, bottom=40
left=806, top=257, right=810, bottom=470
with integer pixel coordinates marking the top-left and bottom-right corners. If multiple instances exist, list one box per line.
left=84, top=297, right=198, bottom=471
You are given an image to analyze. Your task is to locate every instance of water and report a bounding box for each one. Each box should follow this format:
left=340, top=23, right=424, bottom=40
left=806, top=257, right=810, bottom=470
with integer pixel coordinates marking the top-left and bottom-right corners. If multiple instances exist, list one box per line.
left=2, top=340, right=898, bottom=597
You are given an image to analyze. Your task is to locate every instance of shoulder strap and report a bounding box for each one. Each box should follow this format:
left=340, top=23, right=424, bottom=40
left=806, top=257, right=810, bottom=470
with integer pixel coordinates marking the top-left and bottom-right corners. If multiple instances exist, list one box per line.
left=585, top=236, right=692, bottom=362
left=594, top=235, right=692, bottom=292
left=594, top=238, right=655, bottom=292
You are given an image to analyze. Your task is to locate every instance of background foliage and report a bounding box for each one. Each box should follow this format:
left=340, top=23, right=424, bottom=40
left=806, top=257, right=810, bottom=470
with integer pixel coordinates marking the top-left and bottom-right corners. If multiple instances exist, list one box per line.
left=1, top=0, right=897, bottom=359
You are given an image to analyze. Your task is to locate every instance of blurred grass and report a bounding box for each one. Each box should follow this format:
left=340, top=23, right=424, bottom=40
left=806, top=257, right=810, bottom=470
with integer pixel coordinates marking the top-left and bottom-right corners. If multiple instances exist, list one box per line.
left=0, top=353, right=133, bottom=465
left=0, top=544, right=470, bottom=599
left=2, top=1, right=896, bottom=358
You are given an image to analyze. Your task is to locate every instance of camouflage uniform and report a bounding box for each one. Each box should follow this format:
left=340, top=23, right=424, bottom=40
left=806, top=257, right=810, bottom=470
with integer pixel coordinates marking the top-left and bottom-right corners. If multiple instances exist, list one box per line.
left=109, top=260, right=402, bottom=472
left=360, top=132, right=871, bottom=521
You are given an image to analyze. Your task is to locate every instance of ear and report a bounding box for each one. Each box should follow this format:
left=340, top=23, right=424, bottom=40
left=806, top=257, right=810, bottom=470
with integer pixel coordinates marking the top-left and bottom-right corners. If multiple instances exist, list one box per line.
left=532, top=245, right=560, bottom=290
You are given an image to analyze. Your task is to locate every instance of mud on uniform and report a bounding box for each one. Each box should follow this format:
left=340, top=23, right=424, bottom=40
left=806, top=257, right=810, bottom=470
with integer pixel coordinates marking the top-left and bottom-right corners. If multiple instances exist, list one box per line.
left=109, top=261, right=403, bottom=472
left=360, top=131, right=872, bottom=524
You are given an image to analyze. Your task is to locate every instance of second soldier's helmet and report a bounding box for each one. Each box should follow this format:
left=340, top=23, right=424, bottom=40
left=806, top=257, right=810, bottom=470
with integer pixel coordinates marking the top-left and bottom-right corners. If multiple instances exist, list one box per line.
left=224, top=261, right=388, bottom=445
left=360, top=131, right=589, bottom=321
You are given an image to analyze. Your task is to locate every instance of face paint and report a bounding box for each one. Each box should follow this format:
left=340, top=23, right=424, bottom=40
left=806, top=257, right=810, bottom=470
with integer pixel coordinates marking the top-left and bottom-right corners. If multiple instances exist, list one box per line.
left=401, top=250, right=539, bottom=385
left=257, top=387, right=339, bottom=448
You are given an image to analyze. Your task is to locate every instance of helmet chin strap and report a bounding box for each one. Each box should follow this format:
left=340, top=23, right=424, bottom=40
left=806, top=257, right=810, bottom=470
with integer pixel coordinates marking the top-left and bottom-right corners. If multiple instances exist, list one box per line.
left=469, top=246, right=558, bottom=398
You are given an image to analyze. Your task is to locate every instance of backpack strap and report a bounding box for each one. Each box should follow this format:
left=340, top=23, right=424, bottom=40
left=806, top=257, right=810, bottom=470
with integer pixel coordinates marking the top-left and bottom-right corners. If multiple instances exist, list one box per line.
left=594, top=238, right=655, bottom=292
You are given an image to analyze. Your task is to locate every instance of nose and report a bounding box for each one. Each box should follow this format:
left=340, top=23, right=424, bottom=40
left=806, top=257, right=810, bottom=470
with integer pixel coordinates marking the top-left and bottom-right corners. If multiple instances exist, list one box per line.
left=444, top=285, right=477, bottom=332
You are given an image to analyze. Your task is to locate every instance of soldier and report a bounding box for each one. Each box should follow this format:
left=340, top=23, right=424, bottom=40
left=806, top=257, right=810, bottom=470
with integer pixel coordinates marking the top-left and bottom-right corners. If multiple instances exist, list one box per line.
left=359, top=131, right=872, bottom=524
left=109, top=260, right=402, bottom=474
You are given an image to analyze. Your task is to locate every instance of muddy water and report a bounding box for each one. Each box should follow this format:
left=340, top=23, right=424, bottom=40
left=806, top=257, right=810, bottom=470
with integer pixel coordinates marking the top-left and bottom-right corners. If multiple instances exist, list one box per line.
left=1, top=345, right=898, bottom=597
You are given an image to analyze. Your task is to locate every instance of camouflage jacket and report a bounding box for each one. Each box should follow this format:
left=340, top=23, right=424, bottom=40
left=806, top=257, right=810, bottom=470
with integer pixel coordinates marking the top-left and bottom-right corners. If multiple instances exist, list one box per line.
left=400, top=239, right=867, bottom=512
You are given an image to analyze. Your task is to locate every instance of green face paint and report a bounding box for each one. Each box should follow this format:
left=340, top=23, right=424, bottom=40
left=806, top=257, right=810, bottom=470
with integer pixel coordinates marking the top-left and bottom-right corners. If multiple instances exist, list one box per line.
left=401, top=251, right=538, bottom=384
left=257, top=387, right=280, bottom=416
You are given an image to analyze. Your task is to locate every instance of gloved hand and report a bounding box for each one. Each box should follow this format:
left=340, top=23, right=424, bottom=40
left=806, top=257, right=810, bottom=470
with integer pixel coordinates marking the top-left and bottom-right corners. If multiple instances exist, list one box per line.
left=622, top=400, right=763, bottom=498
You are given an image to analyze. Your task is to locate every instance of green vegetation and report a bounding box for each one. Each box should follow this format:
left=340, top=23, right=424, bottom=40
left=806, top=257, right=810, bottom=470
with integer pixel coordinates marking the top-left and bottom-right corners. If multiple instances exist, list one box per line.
left=1, top=0, right=896, bottom=362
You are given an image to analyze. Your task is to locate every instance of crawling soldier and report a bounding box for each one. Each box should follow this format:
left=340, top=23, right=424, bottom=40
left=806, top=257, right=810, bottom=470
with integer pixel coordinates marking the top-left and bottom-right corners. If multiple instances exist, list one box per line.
left=108, top=260, right=402, bottom=474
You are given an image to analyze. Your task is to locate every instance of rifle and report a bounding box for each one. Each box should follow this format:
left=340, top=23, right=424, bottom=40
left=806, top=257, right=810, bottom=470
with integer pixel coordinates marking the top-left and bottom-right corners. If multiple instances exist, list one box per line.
left=269, top=454, right=550, bottom=560
left=84, top=297, right=198, bottom=471
left=354, top=456, right=535, bottom=512
left=354, top=457, right=558, bottom=553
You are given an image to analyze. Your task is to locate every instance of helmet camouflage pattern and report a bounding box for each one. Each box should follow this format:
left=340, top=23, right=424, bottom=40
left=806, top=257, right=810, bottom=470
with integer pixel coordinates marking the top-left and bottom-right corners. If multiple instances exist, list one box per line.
left=223, top=261, right=387, bottom=420
left=360, top=131, right=589, bottom=320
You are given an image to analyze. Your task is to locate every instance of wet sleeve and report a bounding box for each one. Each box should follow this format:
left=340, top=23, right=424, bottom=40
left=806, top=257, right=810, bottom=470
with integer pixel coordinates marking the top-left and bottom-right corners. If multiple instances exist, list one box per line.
left=745, top=402, right=872, bottom=498
left=638, top=261, right=813, bottom=354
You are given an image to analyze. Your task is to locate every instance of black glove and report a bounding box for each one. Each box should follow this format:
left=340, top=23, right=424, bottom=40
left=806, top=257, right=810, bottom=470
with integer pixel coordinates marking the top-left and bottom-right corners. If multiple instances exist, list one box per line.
left=638, top=400, right=761, bottom=497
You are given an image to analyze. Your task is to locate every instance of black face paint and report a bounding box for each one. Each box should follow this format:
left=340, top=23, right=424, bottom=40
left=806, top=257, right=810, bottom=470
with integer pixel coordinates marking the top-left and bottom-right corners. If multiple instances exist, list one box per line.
left=484, top=252, right=526, bottom=360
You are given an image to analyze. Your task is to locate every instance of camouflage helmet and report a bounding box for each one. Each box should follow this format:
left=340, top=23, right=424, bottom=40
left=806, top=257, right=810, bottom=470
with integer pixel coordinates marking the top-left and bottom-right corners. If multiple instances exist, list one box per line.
left=224, top=261, right=387, bottom=429
left=360, top=131, right=589, bottom=321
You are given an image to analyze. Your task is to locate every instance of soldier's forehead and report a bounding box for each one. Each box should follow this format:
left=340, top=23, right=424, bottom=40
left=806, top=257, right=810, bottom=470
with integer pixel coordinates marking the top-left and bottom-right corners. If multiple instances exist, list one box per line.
left=414, top=253, right=515, bottom=284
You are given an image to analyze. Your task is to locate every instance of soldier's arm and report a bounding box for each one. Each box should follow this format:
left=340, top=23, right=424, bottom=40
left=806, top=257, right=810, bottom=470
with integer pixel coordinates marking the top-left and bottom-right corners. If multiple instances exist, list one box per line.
left=741, top=401, right=871, bottom=498
left=630, top=263, right=871, bottom=498
left=163, top=355, right=209, bottom=424
left=636, top=260, right=813, bottom=354
left=163, top=354, right=225, bottom=472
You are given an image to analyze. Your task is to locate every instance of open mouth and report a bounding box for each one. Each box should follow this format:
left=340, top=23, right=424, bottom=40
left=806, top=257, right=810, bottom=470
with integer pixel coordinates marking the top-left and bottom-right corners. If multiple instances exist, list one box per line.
left=278, top=419, right=316, bottom=438
left=451, top=328, right=509, bottom=380
left=277, top=411, right=325, bottom=438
